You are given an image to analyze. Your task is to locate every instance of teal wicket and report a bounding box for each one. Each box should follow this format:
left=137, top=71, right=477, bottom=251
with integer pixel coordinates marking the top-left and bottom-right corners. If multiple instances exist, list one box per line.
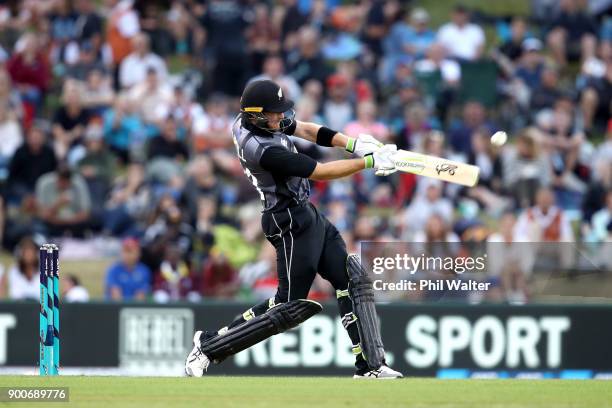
left=39, top=244, right=60, bottom=376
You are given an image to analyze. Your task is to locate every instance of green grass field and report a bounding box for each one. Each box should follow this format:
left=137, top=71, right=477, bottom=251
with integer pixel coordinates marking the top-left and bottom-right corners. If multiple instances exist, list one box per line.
left=0, top=376, right=611, bottom=408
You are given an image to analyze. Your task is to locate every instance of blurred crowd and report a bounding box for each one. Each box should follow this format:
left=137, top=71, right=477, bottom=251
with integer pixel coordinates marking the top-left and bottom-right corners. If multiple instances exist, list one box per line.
left=0, top=0, right=610, bottom=304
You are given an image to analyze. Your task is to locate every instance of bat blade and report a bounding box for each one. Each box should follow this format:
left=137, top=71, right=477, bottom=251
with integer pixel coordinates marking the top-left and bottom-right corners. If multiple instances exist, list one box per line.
left=391, top=150, right=480, bottom=187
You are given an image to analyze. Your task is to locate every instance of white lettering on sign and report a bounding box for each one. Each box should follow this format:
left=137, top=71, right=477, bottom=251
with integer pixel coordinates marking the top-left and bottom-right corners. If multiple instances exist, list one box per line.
left=0, top=314, right=17, bottom=364
left=405, top=315, right=571, bottom=369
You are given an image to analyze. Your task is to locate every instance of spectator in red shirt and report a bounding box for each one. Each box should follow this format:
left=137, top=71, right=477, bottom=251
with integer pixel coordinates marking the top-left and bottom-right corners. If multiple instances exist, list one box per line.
left=200, top=248, right=239, bottom=298
left=7, top=33, right=51, bottom=121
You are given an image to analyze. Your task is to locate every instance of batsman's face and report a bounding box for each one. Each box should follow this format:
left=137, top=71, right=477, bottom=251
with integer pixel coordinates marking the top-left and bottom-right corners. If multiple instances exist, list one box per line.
left=263, top=111, right=284, bottom=130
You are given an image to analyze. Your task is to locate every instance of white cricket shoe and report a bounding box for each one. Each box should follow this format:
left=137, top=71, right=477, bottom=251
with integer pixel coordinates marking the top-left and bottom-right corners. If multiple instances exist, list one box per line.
left=353, top=365, right=403, bottom=379
left=185, top=331, right=210, bottom=377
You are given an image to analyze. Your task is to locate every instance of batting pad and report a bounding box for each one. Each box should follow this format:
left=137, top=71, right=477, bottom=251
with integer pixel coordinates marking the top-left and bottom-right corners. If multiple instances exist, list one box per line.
left=201, top=299, right=323, bottom=363
left=347, top=254, right=385, bottom=370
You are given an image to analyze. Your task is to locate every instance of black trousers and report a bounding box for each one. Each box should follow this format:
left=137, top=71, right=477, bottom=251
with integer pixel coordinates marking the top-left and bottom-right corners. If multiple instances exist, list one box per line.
left=226, top=202, right=368, bottom=371
left=262, top=202, right=349, bottom=302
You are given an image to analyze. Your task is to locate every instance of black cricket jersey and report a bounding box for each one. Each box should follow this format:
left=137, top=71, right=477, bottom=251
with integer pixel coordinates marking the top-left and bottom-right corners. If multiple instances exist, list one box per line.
left=231, top=116, right=318, bottom=213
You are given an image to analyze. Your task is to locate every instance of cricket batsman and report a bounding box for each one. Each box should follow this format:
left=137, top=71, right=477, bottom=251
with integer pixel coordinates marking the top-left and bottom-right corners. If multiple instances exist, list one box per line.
left=185, top=80, right=402, bottom=379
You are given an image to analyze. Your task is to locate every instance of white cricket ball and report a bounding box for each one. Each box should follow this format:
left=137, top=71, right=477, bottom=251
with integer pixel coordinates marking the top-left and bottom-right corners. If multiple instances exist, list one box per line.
left=490, top=131, right=507, bottom=146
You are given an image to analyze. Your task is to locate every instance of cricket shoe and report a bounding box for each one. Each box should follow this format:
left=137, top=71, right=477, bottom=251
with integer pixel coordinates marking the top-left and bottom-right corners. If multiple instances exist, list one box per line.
left=353, top=365, right=403, bottom=379
left=185, top=331, right=210, bottom=377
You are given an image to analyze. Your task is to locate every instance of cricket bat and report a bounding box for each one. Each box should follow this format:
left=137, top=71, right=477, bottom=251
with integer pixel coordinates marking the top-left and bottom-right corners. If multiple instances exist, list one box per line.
left=391, top=149, right=480, bottom=187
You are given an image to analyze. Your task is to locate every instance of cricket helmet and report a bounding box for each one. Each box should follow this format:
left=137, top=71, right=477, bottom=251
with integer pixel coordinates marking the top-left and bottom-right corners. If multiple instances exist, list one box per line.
left=240, top=80, right=295, bottom=133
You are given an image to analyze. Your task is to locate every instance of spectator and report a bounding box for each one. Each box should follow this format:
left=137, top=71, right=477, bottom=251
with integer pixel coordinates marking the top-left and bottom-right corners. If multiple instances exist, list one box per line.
left=0, top=102, right=23, bottom=182
left=191, top=93, right=233, bottom=153
left=436, top=4, right=485, bottom=61
left=466, top=128, right=507, bottom=215
left=245, top=4, right=281, bottom=71
left=166, top=0, right=197, bottom=56
left=321, top=8, right=363, bottom=62
left=286, top=26, right=330, bottom=85
left=530, top=65, right=563, bottom=113
left=80, top=68, right=115, bottom=114
left=384, top=77, right=422, bottom=125
left=400, top=179, right=454, bottom=239
left=128, top=67, right=174, bottom=125
left=582, top=142, right=612, bottom=230
left=515, top=186, right=576, bottom=270
left=413, top=212, right=461, bottom=244
left=191, top=196, right=219, bottom=265
left=414, top=43, right=461, bottom=87
left=159, top=86, right=203, bottom=141
left=0, top=236, right=40, bottom=300
left=502, top=128, right=551, bottom=208
left=487, top=212, right=531, bottom=304
left=515, top=186, right=575, bottom=242
left=147, top=115, right=189, bottom=162
left=8, top=122, right=57, bottom=204
left=105, top=237, right=151, bottom=300
left=301, top=79, right=324, bottom=107
left=106, top=0, right=140, bottom=69
left=448, top=101, right=493, bottom=156
left=239, top=241, right=277, bottom=301
left=383, top=7, right=435, bottom=82
left=103, top=94, right=149, bottom=162
left=248, top=53, right=301, bottom=101
left=49, top=0, right=79, bottom=66
left=499, top=17, right=529, bottom=62
left=136, top=1, right=172, bottom=57
left=546, top=0, right=598, bottom=67
left=585, top=190, right=612, bottom=243
left=182, top=156, right=221, bottom=224
left=394, top=104, right=432, bottom=151
left=35, top=163, right=92, bottom=237
left=142, top=194, right=194, bottom=270
left=153, top=244, right=199, bottom=302
left=279, top=0, right=309, bottom=42
left=200, top=247, right=239, bottom=298
left=7, top=32, right=51, bottom=118
left=513, top=38, right=545, bottom=106
left=539, top=99, right=588, bottom=201
left=74, top=0, right=104, bottom=46
left=52, top=80, right=90, bottom=160
left=517, top=38, right=545, bottom=82
left=322, top=73, right=353, bottom=131
left=581, top=62, right=612, bottom=132
left=0, top=69, right=23, bottom=121
left=119, top=32, right=167, bottom=89
left=413, top=42, right=461, bottom=122
left=344, top=100, right=390, bottom=142
left=200, top=0, right=249, bottom=96
left=104, top=162, right=151, bottom=237
left=399, top=7, right=435, bottom=59
left=65, top=40, right=107, bottom=82
left=77, top=122, right=118, bottom=213
left=362, top=0, right=400, bottom=58
left=63, top=274, right=90, bottom=302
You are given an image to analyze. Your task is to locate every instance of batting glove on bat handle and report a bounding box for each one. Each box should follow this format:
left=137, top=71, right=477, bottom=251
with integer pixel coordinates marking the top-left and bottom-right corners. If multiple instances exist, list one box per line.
left=346, top=133, right=384, bottom=157
left=365, top=144, right=398, bottom=176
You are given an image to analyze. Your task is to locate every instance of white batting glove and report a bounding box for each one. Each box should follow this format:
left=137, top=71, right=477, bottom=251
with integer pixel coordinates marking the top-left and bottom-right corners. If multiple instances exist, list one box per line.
left=364, top=144, right=398, bottom=176
left=346, top=133, right=384, bottom=157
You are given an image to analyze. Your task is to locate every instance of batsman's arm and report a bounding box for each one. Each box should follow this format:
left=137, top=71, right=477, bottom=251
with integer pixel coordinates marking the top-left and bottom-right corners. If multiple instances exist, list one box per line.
left=309, top=158, right=367, bottom=181
left=259, top=145, right=373, bottom=181
left=293, top=120, right=353, bottom=150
